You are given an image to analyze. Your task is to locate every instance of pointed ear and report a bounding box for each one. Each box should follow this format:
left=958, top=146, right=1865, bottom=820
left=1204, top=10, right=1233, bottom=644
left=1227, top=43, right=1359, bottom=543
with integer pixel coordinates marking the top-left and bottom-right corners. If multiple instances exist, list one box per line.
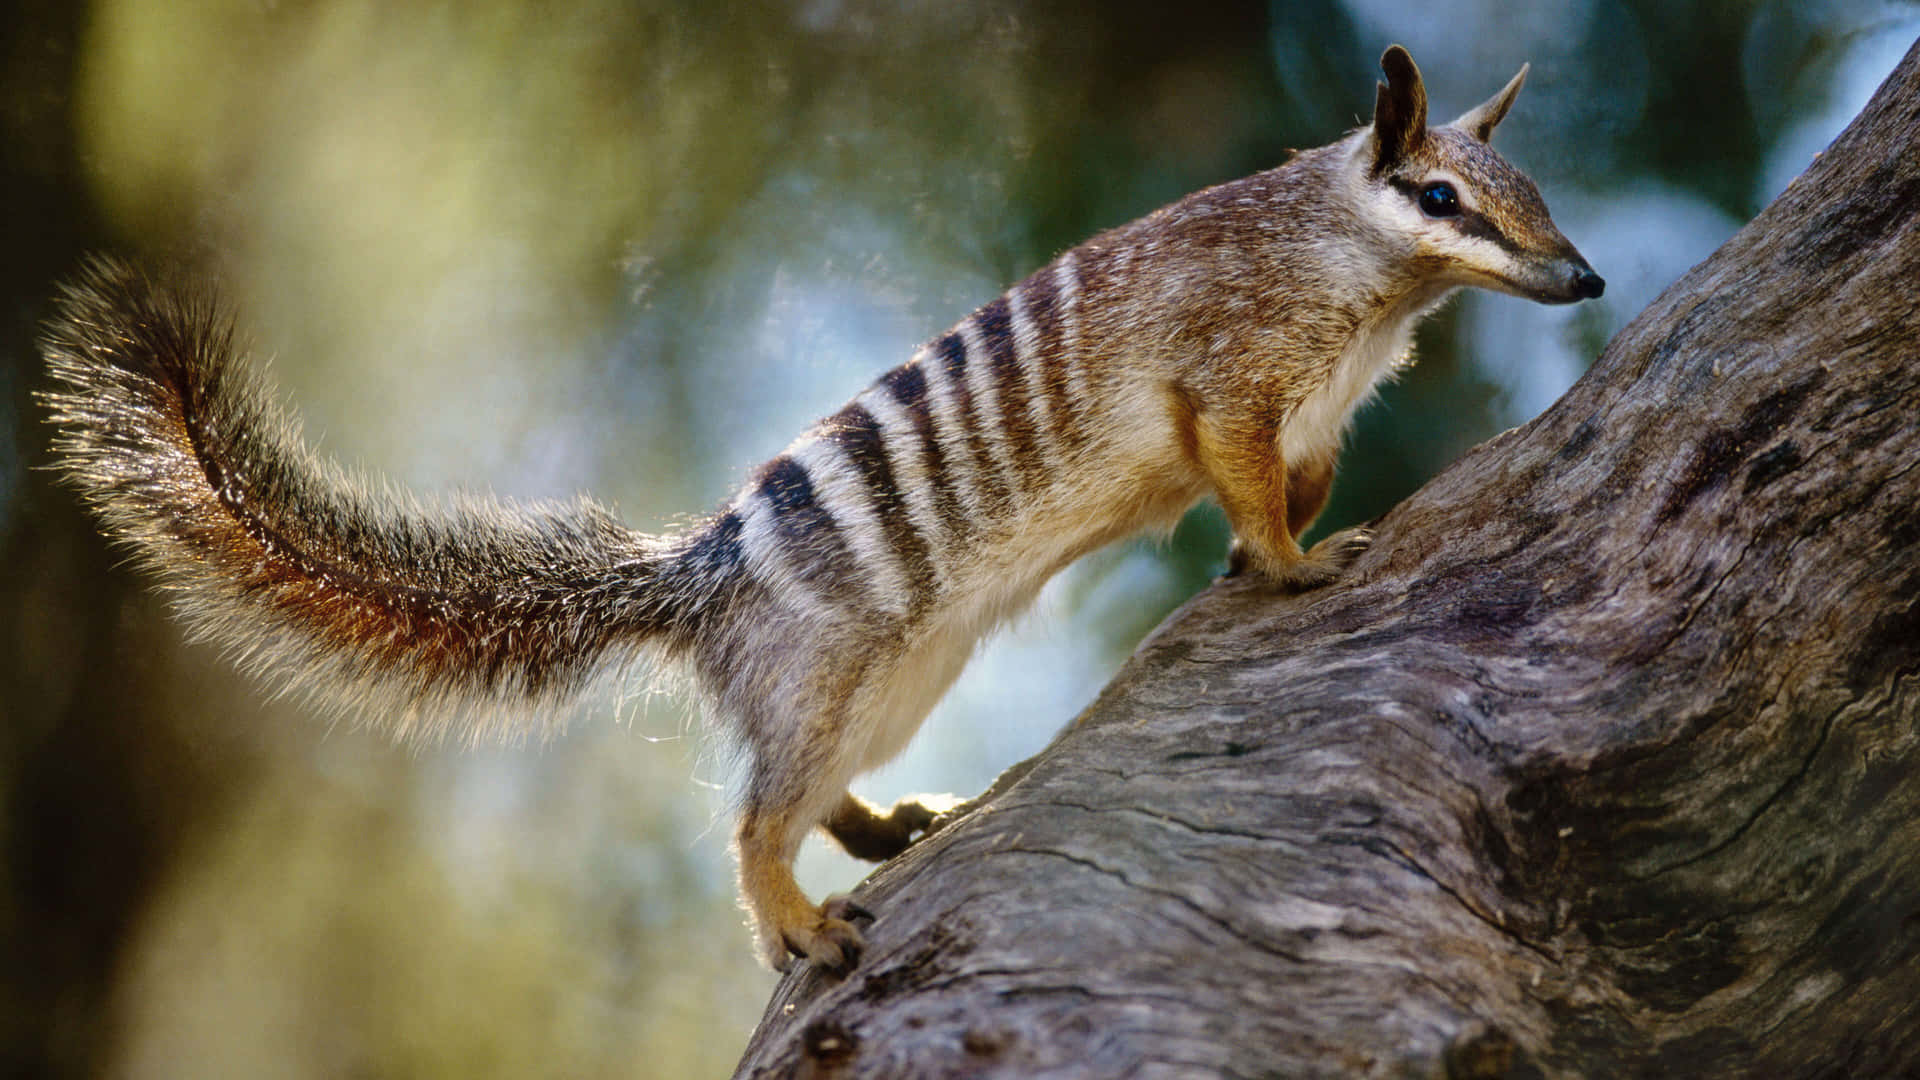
left=1453, top=62, right=1529, bottom=143
left=1370, top=45, right=1428, bottom=176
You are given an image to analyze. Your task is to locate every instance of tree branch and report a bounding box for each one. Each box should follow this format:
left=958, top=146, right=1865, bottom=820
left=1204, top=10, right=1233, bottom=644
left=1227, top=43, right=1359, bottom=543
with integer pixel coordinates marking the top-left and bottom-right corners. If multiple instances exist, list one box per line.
left=734, top=38, right=1920, bottom=1079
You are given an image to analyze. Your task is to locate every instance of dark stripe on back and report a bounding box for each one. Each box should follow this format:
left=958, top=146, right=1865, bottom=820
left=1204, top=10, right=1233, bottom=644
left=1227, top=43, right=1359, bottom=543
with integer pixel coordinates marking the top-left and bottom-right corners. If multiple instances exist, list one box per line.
left=752, top=454, right=867, bottom=598
left=1018, top=264, right=1083, bottom=451
left=973, top=296, right=1047, bottom=495
left=758, top=455, right=816, bottom=516
left=932, top=331, right=1012, bottom=514
left=880, top=362, right=973, bottom=543
left=823, top=403, right=937, bottom=609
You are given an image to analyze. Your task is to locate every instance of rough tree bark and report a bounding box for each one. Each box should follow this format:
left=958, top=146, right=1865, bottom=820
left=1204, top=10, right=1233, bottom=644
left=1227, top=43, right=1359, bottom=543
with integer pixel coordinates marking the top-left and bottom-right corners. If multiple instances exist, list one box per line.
left=733, top=40, right=1920, bottom=1080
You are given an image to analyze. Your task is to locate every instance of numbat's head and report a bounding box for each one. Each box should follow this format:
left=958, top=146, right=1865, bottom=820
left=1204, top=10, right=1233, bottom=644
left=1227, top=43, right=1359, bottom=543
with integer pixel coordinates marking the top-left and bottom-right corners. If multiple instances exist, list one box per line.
left=1357, top=44, right=1603, bottom=304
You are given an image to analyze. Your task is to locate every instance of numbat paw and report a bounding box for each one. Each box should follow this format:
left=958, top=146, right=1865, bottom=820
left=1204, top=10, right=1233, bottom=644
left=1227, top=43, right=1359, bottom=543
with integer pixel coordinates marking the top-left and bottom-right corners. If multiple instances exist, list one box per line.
left=1309, top=525, right=1373, bottom=568
left=890, top=798, right=939, bottom=834
left=778, top=895, right=873, bottom=975
left=1255, top=527, right=1375, bottom=592
left=825, top=793, right=953, bottom=861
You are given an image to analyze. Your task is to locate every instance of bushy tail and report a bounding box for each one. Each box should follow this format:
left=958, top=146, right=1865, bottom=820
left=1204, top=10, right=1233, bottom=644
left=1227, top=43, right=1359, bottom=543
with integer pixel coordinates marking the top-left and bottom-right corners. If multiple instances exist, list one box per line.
left=40, top=257, right=687, bottom=742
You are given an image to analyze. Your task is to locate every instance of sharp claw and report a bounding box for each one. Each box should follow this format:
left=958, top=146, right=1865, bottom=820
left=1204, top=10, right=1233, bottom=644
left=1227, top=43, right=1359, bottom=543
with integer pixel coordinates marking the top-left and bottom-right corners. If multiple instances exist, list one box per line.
left=817, top=917, right=864, bottom=974
left=828, top=936, right=862, bottom=974
left=773, top=899, right=874, bottom=976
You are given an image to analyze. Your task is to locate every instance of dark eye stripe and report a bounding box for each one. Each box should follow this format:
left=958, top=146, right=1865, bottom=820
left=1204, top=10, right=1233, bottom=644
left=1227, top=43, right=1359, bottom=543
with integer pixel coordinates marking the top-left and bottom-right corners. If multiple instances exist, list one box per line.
left=1386, top=177, right=1527, bottom=256
left=1454, top=210, right=1527, bottom=255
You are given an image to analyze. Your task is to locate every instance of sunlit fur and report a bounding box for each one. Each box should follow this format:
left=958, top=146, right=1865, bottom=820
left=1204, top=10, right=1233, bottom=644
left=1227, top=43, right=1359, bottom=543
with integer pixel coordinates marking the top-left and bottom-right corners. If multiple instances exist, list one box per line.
left=40, top=45, right=1601, bottom=972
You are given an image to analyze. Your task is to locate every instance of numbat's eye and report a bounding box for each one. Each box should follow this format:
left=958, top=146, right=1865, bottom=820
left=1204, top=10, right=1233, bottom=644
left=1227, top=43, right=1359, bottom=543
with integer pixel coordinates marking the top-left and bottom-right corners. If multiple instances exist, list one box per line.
left=1418, top=181, right=1460, bottom=218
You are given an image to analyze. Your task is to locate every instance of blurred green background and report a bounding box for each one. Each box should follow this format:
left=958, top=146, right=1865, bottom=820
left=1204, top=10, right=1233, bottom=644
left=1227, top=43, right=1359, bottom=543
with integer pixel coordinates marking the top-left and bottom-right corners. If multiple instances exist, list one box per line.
left=1, top=1, right=1914, bottom=1075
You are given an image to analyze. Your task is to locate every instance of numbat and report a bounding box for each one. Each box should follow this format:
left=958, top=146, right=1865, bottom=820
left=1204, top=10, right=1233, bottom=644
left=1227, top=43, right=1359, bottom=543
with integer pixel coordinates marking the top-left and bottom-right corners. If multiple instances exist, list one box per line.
left=42, top=46, right=1602, bottom=973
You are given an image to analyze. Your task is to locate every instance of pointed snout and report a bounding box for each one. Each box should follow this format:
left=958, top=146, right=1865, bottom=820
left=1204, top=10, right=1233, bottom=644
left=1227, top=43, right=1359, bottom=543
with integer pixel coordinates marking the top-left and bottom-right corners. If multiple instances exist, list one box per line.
left=1523, top=254, right=1605, bottom=304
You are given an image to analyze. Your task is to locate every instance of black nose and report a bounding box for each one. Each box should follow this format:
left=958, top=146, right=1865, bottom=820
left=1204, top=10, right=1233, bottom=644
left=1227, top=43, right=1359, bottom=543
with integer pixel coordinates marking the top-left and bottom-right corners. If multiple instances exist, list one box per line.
left=1572, top=267, right=1606, bottom=299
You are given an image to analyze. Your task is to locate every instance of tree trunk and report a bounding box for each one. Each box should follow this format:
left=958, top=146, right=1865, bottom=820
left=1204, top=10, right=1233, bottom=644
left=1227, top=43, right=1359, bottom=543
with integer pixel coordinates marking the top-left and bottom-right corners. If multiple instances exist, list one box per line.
left=733, top=39, right=1920, bottom=1080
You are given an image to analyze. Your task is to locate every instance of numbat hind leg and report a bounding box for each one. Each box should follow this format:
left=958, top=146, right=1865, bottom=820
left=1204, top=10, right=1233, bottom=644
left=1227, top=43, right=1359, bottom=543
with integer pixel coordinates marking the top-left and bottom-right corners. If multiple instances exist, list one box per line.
left=736, top=790, right=954, bottom=972
left=735, top=804, right=870, bottom=973
left=824, top=791, right=942, bottom=861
